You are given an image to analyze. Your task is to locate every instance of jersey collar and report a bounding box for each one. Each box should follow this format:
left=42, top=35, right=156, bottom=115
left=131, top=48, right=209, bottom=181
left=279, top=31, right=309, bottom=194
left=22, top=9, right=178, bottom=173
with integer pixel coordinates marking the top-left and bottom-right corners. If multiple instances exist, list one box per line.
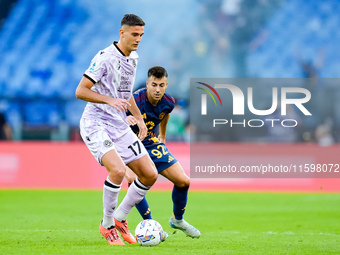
left=113, top=41, right=126, bottom=56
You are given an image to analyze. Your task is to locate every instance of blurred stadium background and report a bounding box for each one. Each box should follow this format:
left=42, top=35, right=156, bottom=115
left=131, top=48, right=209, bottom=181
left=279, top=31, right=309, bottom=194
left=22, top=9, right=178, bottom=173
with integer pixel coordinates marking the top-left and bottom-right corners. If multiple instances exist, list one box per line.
left=1, top=0, right=340, bottom=141
left=0, top=0, right=340, bottom=191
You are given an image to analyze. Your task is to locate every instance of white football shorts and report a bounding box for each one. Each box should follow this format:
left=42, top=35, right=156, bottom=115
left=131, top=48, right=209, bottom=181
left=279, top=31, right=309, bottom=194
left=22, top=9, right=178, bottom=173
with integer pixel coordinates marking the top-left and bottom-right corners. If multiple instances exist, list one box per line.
left=80, top=118, right=147, bottom=165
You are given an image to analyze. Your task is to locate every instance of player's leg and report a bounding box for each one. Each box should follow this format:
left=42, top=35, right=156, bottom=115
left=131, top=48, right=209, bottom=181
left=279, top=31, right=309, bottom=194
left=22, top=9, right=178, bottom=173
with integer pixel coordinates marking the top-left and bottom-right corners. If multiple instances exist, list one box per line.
left=114, top=154, right=157, bottom=222
left=125, top=166, right=168, bottom=242
left=114, top=155, right=157, bottom=243
left=99, top=150, right=126, bottom=245
left=145, top=142, right=189, bottom=221
left=80, top=119, right=125, bottom=245
left=160, top=162, right=190, bottom=219
left=101, top=150, right=126, bottom=228
left=127, top=153, right=158, bottom=186
left=160, top=162, right=201, bottom=238
left=124, top=165, right=136, bottom=184
left=112, top=130, right=157, bottom=243
left=125, top=166, right=152, bottom=220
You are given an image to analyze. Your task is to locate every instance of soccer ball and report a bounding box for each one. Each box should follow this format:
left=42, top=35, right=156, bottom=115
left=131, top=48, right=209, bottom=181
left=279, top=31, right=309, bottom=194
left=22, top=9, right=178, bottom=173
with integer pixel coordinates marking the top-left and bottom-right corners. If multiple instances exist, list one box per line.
left=135, top=219, right=164, bottom=246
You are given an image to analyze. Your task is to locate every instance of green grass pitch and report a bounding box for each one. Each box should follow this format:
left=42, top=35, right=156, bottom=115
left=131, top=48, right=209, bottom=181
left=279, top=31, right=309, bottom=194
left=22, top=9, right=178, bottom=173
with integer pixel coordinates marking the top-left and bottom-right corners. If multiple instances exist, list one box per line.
left=1, top=190, right=339, bottom=254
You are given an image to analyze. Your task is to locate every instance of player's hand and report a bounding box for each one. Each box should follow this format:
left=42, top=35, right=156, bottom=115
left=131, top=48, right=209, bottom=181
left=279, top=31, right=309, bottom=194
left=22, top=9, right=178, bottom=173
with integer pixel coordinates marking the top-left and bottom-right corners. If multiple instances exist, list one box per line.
left=126, top=115, right=137, bottom=126
left=137, top=119, right=148, bottom=141
left=107, top=98, right=131, bottom=112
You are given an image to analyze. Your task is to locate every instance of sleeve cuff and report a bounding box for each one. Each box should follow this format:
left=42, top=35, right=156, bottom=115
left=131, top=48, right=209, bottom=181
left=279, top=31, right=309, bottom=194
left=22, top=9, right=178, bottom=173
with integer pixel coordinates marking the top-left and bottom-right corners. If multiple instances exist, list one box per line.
left=83, top=73, right=96, bottom=84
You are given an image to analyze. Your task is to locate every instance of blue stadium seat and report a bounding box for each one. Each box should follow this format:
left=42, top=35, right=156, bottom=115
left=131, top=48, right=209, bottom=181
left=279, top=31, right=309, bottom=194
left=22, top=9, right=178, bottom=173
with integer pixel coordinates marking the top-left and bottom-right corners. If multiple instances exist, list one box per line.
left=24, top=101, right=47, bottom=126
left=4, top=101, right=23, bottom=128
left=247, top=0, right=339, bottom=79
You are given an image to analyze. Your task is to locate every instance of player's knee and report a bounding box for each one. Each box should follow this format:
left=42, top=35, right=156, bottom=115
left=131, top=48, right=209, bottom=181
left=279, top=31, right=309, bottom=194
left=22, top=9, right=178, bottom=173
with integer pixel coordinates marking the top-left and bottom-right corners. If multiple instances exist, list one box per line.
left=150, top=171, right=158, bottom=184
left=176, top=176, right=190, bottom=188
left=146, top=172, right=158, bottom=186
left=108, top=167, right=126, bottom=180
left=139, top=170, right=158, bottom=187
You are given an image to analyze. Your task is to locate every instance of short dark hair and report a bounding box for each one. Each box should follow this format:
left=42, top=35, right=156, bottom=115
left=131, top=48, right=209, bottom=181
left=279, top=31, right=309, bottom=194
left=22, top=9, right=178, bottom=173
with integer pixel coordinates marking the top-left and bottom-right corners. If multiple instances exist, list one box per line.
left=121, top=14, right=145, bottom=27
left=148, top=66, right=168, bottom=79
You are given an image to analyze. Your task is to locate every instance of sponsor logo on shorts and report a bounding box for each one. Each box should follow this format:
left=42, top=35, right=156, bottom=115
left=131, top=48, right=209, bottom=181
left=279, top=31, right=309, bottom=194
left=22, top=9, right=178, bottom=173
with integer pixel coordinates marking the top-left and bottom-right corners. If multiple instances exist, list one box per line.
left=168, top=155, right=174, bottom=163
left=104, top=140, right=113, bottom=148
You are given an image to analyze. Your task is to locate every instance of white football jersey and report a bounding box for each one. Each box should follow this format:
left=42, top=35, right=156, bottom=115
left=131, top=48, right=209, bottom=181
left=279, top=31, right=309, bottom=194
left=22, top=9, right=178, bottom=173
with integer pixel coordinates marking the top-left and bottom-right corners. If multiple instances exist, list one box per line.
left=81, top=42, right=138, bottom=137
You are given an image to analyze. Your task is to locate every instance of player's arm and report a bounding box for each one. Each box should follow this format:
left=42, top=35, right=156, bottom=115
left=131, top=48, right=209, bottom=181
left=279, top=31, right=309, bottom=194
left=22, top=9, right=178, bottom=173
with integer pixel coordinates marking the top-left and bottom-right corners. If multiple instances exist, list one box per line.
left=75, top=76, right=130, bottom=112
left=127, top=96, right=147, bottom=141
left=158, top=113, right=170, bottom=144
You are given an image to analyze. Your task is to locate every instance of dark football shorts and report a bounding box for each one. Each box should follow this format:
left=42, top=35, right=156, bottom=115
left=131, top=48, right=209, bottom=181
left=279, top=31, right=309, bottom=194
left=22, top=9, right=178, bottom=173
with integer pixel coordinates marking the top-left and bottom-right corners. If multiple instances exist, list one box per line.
left=144, top=142, right=178, bottom=172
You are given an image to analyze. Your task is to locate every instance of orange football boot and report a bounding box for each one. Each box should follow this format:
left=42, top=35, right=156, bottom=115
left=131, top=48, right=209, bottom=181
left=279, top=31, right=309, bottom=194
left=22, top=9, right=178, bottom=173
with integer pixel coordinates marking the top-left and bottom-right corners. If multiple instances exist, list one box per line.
left=114, top=219, right=136, bottom=244
left=99, top=222, right=125, bottom=245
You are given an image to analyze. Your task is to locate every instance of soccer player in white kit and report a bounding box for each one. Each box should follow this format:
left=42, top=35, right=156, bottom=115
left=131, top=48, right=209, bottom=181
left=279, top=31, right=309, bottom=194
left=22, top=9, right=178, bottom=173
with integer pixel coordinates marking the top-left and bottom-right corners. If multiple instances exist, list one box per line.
left=76, top=14, right=158, bottom=245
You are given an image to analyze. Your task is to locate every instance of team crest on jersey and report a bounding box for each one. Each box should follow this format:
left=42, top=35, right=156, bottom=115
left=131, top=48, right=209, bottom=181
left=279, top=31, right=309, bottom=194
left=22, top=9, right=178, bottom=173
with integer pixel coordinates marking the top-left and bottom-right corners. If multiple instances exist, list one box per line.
left=159, top=112, right=165, bottom=120
left=104, top=140, right=113, bottom=148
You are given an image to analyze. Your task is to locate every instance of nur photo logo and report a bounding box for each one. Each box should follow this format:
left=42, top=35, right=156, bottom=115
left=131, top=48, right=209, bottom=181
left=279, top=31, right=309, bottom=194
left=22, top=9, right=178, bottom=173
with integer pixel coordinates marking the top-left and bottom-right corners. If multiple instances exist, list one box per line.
left=195, top=79, right=312, bottom=128
left=196, top=82, right=222, bottom=115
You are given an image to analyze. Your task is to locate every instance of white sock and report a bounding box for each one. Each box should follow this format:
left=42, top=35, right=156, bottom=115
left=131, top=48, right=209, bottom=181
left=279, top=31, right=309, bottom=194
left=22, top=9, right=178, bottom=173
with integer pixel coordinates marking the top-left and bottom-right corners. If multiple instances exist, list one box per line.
left=102, top=216, right=114, bottom=229
left=102, top=177, right=121, bottom=229
left=114, top=178, right=151, bottom=222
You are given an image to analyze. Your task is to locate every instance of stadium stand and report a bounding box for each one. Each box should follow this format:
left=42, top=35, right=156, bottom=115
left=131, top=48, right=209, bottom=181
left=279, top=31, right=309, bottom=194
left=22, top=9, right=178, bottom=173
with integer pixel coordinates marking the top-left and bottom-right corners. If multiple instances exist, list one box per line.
left=0, top=0, right=339, bottom=141
left=247, top=0, right=340, bottom=78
